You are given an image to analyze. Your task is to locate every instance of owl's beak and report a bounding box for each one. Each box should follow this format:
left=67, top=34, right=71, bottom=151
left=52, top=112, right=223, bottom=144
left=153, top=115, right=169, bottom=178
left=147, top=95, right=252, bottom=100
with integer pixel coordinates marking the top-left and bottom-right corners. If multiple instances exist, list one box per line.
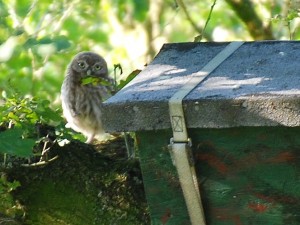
left=86, top=69, right=92, bottom=76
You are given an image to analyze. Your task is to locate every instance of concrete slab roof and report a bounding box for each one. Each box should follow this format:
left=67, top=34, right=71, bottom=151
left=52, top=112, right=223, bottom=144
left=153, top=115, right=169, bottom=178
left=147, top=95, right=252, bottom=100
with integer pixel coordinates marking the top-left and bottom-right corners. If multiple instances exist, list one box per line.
left=102, top=41, right=300, bottom=132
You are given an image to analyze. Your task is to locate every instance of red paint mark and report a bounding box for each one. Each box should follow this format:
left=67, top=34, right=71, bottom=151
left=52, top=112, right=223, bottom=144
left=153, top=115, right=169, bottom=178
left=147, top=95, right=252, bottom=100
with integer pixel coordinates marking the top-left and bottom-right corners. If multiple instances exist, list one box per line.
left=255, top=192, right=298, bottom=205
left=218, top=215, right=243, bottom=225
left=248, top=202, right=269, bottom=213
left=266, top=151, right=295, bottom=163
left=253, top=192, right=276, bottom=204
left=257, top=134, right=268, bottom=141
left=160, top=208, right=171, bottom=225
left=234, top=150, right=295, bottom=170
left=235, top=152, right=261, bottom=169
left=213, top=208, right=243, bottom=225
left=196, top=153, right=229, bottom=175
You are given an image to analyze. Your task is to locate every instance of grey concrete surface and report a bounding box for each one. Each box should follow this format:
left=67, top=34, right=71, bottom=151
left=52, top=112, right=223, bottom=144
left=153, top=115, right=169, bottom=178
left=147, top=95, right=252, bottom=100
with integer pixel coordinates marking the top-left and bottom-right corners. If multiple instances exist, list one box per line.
left=102, top=41, right=300, bottom=132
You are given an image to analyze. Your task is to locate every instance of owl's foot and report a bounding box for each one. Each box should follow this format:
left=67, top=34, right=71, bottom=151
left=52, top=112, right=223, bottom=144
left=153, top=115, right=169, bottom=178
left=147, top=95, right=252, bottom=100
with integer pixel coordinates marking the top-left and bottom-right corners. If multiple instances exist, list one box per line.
left=85, top=134, right=95, bottom=144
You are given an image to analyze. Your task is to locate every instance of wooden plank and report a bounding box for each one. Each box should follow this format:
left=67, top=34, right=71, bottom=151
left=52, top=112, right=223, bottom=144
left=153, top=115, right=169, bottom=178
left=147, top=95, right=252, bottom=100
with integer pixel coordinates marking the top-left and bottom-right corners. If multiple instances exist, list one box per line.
left=136, top=130, right=190, bottom=225
left=191, top=127, right=300, bottom=225
left=137, top=127, right=300, bottom=224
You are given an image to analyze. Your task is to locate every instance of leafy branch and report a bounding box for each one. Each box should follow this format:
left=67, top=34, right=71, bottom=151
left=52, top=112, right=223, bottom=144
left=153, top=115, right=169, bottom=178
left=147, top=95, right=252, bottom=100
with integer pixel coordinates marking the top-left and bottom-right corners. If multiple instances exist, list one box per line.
left=0, top=94, right=70, bottom=159
left=271, top=8, right=300, bottom=40
left=177, top=0, right=217, bottom=41
left=194, top=0, right=217, bottom=42
left=176, top=0, right=202, bottom=34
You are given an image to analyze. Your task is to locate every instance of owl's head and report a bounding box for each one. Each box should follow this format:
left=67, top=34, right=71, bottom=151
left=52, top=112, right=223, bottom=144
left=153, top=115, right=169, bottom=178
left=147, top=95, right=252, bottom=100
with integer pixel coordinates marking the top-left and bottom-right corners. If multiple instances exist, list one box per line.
left=70, top=52, right=108, bottom=79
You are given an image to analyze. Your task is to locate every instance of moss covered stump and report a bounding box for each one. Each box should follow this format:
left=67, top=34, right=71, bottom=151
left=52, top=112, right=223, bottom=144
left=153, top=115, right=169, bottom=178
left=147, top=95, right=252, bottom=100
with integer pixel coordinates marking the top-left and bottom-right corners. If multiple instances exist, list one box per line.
left=3, top=137, right=149, bottom=225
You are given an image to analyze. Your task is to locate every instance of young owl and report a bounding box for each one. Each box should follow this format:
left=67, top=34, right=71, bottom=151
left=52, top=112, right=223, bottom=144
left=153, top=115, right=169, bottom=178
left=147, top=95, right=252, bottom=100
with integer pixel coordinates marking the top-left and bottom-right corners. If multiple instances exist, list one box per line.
left=61, top=52, right=114, bottom=144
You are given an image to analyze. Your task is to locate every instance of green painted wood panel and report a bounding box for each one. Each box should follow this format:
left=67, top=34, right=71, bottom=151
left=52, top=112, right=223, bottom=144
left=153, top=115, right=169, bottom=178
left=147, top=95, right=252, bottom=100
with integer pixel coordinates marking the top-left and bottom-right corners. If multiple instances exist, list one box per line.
left=136, top=130, right=190, bottom=225
left=137, top=127, right=300, bottom=225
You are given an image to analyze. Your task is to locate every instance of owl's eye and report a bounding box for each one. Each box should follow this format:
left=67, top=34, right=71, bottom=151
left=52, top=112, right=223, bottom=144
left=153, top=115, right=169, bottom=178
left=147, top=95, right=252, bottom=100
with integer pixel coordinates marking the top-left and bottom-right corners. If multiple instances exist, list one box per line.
left=78, top=61, right=86, bottom=69
left=94, top=64, right=102, bottom=70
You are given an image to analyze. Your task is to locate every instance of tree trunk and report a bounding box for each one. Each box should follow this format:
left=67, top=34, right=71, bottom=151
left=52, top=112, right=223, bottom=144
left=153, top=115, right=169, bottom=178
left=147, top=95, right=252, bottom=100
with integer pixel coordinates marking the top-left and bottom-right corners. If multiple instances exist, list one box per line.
left=225, top=0, right=274, bottom=40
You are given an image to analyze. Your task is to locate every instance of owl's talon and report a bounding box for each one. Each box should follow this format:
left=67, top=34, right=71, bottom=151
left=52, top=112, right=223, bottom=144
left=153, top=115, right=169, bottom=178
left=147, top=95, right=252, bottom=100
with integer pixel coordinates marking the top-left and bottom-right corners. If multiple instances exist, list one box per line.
left=85, top=135, right=95, bottom=144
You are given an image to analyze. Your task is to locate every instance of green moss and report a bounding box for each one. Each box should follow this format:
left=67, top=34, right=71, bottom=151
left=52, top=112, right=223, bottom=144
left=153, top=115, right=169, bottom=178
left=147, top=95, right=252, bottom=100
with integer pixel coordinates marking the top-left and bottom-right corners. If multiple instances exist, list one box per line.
left=5, top=137, right=149, bottom=225
left=20, top=180, right=96, bottom=225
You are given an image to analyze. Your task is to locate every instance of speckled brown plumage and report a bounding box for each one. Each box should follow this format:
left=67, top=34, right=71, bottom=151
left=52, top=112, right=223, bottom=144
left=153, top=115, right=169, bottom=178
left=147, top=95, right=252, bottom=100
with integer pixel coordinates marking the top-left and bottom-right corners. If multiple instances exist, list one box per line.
left=61, top=52, right=114, bottom=143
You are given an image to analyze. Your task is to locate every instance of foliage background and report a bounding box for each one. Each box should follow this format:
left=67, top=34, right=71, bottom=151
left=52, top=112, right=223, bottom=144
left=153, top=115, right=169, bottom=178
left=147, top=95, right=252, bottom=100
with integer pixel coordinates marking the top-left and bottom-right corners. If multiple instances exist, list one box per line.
left=0, top=0, right=300, bottom=224
left=0, top=0, right=300, bottom=104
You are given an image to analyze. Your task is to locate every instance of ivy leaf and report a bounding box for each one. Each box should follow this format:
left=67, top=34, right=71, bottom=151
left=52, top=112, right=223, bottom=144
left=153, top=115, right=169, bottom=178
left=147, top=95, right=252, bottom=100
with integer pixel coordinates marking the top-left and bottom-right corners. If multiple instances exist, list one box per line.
left=0, top=128, right=35, bottom=157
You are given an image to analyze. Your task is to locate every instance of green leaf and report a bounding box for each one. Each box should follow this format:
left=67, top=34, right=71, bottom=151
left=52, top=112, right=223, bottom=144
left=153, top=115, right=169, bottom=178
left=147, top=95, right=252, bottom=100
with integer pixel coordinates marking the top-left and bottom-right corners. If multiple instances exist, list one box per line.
left=24, top=37, right=38, bottom=48
left=37, top=37, right=53, bottom=45
left=53, top=36, right=72, bottom=51
left=81, top=76, right=112, bottom=86
left=24, top=36, right=71, bottom=52
left=132, top=0, right=149, bottom=22
left=87, top=30, right=108, bottom=43
left=38, top=108, right=62, bottom=123
left=81, top=76, right=96, bottom=85
left=0, top=1, right=9, bottom=18
left=117, top=69, right=141, bottom=90
left=286, top=9, right=299, bottom=21
left=0, top=128, right=35, bottom=157
left=7, top=180, right=21, bottom=192
left=15, top=0, right=32, bottom=17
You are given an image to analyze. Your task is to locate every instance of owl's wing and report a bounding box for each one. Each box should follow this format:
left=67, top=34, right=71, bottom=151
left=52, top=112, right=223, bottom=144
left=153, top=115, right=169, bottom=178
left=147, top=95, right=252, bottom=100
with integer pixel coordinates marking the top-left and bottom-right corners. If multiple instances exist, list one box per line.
left=98, top=85, right=113, bottom=101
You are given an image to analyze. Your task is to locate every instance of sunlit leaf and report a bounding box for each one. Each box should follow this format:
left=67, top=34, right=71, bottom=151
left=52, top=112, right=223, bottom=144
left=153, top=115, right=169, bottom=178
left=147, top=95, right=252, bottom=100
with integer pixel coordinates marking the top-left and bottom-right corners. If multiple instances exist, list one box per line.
left=81, top=76, right=112, bottom=86
left=0, top=36, right=18, bottom=62
left=15, top=0, right=32, bottom=17
left=87, top=30, right=108, bottom=43
left=117, top=69, right=141, bottom=90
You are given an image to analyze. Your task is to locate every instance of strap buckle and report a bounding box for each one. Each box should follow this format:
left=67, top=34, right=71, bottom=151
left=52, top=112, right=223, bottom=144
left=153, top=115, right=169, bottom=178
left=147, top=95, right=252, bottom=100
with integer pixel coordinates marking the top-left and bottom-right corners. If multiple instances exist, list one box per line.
left=168, top=138, right=193, bottom=166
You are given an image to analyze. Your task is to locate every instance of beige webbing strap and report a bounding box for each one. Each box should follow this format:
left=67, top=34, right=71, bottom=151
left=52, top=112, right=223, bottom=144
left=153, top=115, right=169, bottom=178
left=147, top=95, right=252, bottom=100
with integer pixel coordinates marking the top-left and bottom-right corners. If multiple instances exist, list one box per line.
left=168, top=42, right=244, bottom=225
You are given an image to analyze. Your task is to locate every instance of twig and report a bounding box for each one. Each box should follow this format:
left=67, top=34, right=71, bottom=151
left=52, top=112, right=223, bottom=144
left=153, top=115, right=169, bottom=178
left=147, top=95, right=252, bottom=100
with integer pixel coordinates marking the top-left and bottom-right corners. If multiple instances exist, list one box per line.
left=24, top=0, right=38, bottom=22
left=194, top=0, right=218, bottom=42
left=21, top=155, right=59, bottom=167
left=39, top=135, right=51, bottom=162
left=53, top=1, right=76, bottom=33
left=287, top=21, right=292, bottom=40
left=124, top=132, right=134, bottom=158
left=202, top=0, right=217, bottom=37
left=32, top=1, right=77, bottom=37
left=7, top=2, right=22, bottom=28
left=176, top=0, right=202, bottom=34
left=21, top=134, right=58, bottom=167
left=0, top=218, right=18, bottom=225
